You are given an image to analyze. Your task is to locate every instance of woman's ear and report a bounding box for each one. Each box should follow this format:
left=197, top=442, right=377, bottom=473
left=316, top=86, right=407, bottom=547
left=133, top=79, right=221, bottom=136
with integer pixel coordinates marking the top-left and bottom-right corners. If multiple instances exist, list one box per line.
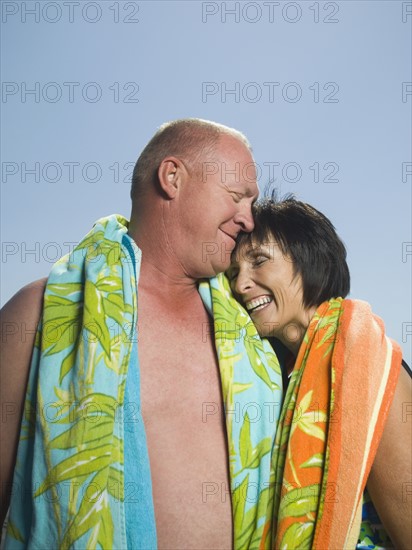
left=157, top=157, right=186, bottom=199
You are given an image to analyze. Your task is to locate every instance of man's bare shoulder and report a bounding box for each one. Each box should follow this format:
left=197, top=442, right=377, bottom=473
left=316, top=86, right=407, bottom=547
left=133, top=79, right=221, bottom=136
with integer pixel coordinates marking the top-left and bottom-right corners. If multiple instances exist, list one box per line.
left=1, top=277, right=47, bottom=325
left=1, top=277, right=47, bottom=366
left=0, top=278, right=48, bottom=524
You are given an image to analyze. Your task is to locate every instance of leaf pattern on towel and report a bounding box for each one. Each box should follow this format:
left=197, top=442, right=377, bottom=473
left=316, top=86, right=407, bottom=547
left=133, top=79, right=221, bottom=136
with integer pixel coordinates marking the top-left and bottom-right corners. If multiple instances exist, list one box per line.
left=271, top=299, right=343, bottom=549
left=5, top=216, right=136, bottom=549
left=209, top=273, right=282, bottom=550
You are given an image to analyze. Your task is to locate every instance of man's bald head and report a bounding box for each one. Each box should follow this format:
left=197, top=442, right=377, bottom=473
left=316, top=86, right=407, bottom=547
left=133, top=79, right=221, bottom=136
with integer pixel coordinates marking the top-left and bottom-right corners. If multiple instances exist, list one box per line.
left=130, top=118, right=252, bottom=202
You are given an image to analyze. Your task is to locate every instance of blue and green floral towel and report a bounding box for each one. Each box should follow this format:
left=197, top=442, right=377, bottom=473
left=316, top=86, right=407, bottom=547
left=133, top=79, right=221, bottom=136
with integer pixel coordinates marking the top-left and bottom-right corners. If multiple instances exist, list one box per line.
left=5, top=215, right=283, bottom=549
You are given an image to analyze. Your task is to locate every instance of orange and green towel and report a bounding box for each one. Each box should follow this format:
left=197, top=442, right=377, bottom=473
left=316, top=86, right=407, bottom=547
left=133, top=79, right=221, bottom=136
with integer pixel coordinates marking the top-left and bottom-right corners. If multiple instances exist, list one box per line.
left=270, top=297, right=401, bottom=549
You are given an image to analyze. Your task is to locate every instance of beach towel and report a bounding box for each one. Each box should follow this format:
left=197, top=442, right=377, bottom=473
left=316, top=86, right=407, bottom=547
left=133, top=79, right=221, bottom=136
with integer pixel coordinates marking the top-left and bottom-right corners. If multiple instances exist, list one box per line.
left=270, top=298, right=402, bottom=549
left=4, top=215, right=283, bottom=549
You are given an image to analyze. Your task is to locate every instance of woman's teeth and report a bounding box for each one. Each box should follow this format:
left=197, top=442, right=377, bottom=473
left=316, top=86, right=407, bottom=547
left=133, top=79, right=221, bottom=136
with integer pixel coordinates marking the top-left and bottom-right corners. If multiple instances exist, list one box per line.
left=245, top=296, right=273, bottom=312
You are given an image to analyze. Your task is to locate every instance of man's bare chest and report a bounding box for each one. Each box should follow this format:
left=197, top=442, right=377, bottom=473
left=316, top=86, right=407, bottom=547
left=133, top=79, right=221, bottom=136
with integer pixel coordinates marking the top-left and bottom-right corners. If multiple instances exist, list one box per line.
left=135, top=297, right=233, bottom=548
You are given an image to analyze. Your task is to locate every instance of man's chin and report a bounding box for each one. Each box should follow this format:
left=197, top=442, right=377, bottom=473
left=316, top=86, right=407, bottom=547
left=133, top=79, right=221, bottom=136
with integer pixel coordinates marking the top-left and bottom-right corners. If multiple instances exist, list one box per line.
left=212, top=260, right=232, bottom=277
left=191, top=262, right=229, bottom=280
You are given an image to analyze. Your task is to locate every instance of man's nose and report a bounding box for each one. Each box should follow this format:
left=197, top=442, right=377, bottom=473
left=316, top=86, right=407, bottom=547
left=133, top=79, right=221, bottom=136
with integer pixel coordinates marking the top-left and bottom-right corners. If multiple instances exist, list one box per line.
left=235, top=205, right=255, bottom=233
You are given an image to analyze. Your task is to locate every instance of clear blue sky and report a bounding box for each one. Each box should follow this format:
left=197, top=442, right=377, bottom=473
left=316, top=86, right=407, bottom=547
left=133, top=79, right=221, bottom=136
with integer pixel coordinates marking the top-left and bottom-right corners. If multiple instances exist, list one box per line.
left=1, top=0, right=411, bottom=364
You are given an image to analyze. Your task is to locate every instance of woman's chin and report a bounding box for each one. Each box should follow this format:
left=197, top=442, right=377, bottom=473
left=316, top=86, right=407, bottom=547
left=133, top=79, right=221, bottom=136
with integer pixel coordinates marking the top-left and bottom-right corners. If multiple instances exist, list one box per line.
left=249, top=301, right=278, bottom=337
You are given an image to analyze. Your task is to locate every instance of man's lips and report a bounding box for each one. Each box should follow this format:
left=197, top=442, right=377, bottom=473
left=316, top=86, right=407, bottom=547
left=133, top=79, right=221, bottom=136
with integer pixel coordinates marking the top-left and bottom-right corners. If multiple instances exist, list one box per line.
left=220, top=229, right=237, bottom=244
left=245, top=295, right=273, bottom=313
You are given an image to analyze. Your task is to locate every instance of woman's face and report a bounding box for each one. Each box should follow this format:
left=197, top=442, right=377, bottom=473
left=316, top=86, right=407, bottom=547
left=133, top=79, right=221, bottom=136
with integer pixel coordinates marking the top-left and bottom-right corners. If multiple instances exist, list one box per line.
left=227, top=238, right=309, bottom=347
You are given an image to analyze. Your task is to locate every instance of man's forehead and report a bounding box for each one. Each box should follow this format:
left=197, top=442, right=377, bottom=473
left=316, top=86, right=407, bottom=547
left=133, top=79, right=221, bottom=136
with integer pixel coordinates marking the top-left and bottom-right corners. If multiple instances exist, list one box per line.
left=201, top=135, right=258, bottom=191
left=216, top=135, right=254, bottom=161
left=217, top=152, right=258, bottom=189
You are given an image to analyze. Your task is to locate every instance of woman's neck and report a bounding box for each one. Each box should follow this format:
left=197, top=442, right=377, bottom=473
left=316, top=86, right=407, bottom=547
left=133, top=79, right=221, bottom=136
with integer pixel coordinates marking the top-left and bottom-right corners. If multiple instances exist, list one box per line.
left=279, top=305, right=317, bottom=357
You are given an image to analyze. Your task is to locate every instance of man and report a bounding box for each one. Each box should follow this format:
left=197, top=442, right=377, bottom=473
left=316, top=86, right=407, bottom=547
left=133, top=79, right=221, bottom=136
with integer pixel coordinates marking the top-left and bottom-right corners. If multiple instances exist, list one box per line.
left=1, top=119, right=259, bottom=548
left=1, top=119, right=410, bottom=549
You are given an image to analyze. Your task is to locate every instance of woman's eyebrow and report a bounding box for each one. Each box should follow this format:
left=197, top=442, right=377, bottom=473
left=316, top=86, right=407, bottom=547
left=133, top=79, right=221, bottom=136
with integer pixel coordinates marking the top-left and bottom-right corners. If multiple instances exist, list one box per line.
left=233, top=247, right=262, bottom=263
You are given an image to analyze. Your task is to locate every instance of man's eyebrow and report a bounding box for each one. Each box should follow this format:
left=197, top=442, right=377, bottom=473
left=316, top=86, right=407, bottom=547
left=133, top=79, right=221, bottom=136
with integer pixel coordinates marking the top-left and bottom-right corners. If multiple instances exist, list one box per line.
left=245, top=188, right=259, bottom=199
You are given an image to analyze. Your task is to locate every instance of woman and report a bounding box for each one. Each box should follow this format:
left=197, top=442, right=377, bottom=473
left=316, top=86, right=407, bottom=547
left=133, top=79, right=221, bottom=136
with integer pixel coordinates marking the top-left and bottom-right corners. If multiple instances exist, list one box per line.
left=227, top=196, right=411, bottom=549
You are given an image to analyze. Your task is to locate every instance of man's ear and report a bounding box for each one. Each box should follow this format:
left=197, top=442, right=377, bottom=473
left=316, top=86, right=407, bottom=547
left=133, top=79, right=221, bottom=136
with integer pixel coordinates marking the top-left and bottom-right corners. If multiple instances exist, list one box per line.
left=157, top=157, right=186, bottom=199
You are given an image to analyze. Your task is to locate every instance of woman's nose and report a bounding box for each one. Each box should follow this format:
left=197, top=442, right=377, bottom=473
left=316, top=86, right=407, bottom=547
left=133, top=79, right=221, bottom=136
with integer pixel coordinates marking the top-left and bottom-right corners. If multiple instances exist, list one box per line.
left=234, top=269, right=253, bottom=296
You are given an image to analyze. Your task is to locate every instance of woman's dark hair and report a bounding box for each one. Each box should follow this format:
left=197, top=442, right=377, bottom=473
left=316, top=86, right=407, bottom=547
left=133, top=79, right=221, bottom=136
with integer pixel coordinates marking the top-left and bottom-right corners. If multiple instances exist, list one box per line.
left=235, top=193, right=350, bottom=308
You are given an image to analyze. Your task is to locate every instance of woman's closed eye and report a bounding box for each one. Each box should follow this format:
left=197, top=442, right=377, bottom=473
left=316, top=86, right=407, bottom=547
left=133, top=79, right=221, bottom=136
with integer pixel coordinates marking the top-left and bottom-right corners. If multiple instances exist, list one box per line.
left=227, top=267, right=239, bottom=282
left=252, top=255, right=268, bottom=267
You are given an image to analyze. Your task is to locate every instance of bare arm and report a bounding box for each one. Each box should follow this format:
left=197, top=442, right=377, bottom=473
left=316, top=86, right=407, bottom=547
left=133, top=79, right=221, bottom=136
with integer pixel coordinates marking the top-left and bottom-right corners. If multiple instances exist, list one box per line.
left=0, top=278, right=47, bottom=526
left=367, top=365, right=412, bottom=549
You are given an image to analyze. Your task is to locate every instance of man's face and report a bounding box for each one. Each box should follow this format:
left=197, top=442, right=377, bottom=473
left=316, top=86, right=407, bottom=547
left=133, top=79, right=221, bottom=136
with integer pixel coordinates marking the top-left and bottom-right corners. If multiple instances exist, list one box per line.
left=172, top=136, right=259, bottom=278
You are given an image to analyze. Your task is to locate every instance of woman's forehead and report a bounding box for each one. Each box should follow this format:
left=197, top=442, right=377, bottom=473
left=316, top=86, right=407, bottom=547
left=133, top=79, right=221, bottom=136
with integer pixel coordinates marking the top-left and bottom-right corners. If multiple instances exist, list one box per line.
left=231, top=236, right=281, bottom=263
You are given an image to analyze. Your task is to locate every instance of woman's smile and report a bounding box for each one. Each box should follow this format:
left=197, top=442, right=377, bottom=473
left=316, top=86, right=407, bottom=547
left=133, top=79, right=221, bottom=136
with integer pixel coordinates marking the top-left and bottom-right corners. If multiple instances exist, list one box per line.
left=244, top=295, right=274, bottom=313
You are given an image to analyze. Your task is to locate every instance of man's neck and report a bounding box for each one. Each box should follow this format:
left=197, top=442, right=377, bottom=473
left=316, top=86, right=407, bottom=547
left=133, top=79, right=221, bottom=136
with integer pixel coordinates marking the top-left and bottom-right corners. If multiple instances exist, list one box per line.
left=129, top=206, right=192, bottom=285
left=128, top=205, right=209, bottom=307
left=137, top=256, right=200, bottom=300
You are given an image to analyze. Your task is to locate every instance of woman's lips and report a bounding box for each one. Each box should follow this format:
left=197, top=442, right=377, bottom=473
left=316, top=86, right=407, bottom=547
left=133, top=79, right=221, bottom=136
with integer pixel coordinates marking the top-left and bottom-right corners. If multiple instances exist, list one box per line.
left=245, top=295, right=273, bottom=313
